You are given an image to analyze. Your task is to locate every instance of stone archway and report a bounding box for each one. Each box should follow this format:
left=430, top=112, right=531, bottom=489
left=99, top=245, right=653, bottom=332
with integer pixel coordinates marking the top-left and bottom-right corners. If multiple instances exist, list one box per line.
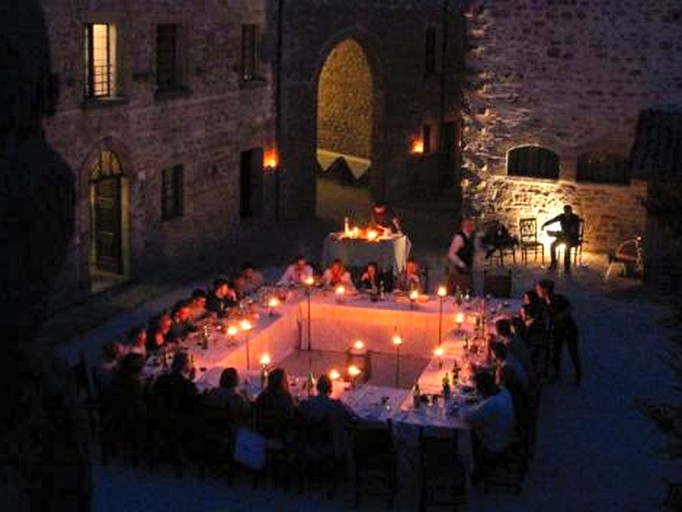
left=314, top=36, right=384, bottom=221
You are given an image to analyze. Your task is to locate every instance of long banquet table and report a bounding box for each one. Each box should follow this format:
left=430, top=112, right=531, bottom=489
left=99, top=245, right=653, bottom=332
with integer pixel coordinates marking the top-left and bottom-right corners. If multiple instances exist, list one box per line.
left=143, top=289, right=520, bottom=486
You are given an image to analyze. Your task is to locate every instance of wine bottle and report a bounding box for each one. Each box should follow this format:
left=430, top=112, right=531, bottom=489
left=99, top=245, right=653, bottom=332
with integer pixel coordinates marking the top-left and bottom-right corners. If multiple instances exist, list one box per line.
left=442, top=372, right=451, bottom=400
left=412, top=381, right=421, bottom=409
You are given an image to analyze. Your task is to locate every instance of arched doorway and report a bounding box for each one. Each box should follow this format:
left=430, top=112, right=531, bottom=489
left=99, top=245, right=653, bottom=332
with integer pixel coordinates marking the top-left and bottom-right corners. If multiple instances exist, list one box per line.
left=88, top=150, right=127, bottom=290
left=316, top=38, right=374, bottom=221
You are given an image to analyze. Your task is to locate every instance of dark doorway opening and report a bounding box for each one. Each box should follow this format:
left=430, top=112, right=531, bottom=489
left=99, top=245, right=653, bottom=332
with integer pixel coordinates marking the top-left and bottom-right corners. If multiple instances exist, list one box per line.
left=240, top=148, right=264, bottom=219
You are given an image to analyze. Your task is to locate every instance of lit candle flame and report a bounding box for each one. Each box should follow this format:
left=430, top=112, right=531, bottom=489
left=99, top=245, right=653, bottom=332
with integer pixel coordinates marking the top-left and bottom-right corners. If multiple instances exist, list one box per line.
left=268, top=297, right=280, bottom=308
left=455, top=312, right=465, bottom=325
left=434, top=346, right=444, bottom=358
left=392, top=334, right=403, bottom=346
left=304, top=276, right=315, bottom=286
left=353, top=340, right=365, bottom=351
left=263, top=148, right=279, bottom=169
left=437, top=286, right=447, bottom=298
left=352, top=226, right=359, bottom=238
left=409, top=290, right=419, bottom=301
left=366, top=229, right=378, bottom=241
left=329, top=369, right=341, bottom=380
left=335, top=285, right=346, bottom=295
left=259, top=354, right=271, bottom=366
left=410, top=138, right=425, bottom=155
left=348, top=365, right=361, bottom=378
left=227, top=326, right=238, bottom=337
left=239, top=319, right=253, bottom=331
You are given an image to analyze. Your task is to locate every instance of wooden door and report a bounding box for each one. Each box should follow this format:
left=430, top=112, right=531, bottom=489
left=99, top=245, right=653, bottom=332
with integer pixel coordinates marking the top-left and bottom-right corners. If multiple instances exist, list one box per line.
left=92, top=176, right=122, bottom=273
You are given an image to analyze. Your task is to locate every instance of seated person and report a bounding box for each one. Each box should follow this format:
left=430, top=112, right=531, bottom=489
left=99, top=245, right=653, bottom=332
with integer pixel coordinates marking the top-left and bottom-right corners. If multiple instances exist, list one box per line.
left=152, top=351, right=198, bottom=418
left=203, top=367, right=251, bottom=427
left=394, top=258, right=423, bottom=293
left=254, top=368, right=294, bottom=440
left=298, top=375, right=357, bottom=457
left=241, top=262, right=265, bottom=295
left=108, top=353, right=148, bottom=420
left=357, top=261, right=386, bottom=292
left=320, top=258, right=355, bottom=290
left=277, top=255, right=313, bottom=286
left=481, top=220, right=518, bottom=260
left=187, top=289, right=208, bottom=324
left=95, top=341, right=124, bottom=389
left=127, top=326, right=148, bottom=359
left=370, top=200, right=401, bottom=234
left=231, top=273, right=249, bottom=300
left=496, top=318, right=533, bottom=383
left=146, top=312, right=173, bottom=352
left=206, top=278, right=238, bottom=317
left=169, top=299, right=197, bottom=340
left=460, top=370, right=515, bottom=483
left=541, top=204, right=581, bottom=272
left=609, top=236, right=643, bottom=277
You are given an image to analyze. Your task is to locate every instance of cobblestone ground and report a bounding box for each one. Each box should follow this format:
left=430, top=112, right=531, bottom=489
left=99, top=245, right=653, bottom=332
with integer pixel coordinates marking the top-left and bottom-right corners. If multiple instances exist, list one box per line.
left=47, top=181, right=679, bottom=511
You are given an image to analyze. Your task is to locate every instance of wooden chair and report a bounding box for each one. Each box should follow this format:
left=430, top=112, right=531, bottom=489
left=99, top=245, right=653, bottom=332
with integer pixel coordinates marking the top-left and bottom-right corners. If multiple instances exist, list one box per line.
left=558, top=218, right=586, bottom=268
left=483, top=269, right=512, bottom=299
left=350, top=419, right=396, bottom=508
left=518, top=218, right=544, bottom=265
left=418, top=427, right=466, bottom=511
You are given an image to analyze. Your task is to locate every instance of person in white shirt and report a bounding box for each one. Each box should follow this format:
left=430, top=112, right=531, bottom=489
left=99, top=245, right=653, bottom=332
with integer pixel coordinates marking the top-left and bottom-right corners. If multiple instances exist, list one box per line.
left=320, top=258, right=355, bottom=290
left=461, top=370, right=515, bottom=483
left=277, top=255, right=314, bottom=286
left=446, top=217, right=476, bottom=295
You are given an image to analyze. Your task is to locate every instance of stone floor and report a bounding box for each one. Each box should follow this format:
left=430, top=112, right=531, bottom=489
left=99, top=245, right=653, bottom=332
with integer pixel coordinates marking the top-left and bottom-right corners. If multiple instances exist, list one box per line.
left=43, top=181, right=680, bottom=511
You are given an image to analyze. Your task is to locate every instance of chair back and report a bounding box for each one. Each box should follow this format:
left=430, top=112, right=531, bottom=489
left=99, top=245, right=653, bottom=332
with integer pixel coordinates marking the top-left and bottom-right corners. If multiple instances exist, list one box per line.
left=519, top=218, right=539, bottom=244
left=483, top=269, right=512, bottom=298
left=352, top=419, right=393, bottom=461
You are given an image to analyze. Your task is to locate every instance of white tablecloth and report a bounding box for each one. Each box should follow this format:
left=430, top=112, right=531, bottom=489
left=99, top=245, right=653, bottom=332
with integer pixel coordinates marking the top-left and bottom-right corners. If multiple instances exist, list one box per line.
left=321, top=233, right=412, bottom=273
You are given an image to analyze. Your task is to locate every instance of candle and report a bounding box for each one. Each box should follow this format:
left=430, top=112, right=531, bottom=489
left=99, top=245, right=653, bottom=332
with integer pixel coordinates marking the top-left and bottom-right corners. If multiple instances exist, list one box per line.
left=437, top=286, right=447, bottom=298
left=352, top=226, right=359, bottom=238
left=348, top=365, right=361, bottom=378
left=239, top=319, right=253, bottom=331
left=353, top=340, right=365, bottom=351
left=329, top=369, right=341, bottom=381
left=335, top=285, right=346, bottom=295
left=409, top=290, right=419, bottom=302
left=434, top=346, right=444, bottom=358
left=455, top=312, right=465, bottom=325
left=259, top=354, right=271, bottom=366
left=392, top=333, right=403, bottom=346
left=268, top=297, right=279, bottom=308
left=366, top=229, right=378, bottom=241
left=304, top=276, right=315, bottom=286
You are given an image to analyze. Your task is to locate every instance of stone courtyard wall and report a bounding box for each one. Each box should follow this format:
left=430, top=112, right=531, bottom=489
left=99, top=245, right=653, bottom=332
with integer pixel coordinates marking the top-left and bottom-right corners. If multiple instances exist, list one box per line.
left=462, top=0, right=682, bottom=253
left=317, top=39, right=372, bottom=159
left=43, top=0, right=275, bottom=305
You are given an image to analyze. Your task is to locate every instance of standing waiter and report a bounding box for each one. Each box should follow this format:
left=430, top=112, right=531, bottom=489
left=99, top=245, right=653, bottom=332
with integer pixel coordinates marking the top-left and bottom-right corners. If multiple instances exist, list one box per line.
left=446, top=216, right=476, bottom=294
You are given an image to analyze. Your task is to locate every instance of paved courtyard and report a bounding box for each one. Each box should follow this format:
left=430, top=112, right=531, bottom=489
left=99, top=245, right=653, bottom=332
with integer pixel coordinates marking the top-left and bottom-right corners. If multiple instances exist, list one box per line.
left=47, top=181, right=679, bottom=511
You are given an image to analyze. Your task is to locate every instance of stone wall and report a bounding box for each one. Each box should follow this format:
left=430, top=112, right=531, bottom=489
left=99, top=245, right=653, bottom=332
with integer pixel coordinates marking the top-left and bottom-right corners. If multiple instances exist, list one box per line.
left=273, top=0, right=466, bottom=216
left=461, top=0, right=682, bottom=253
left=42, top=0, right=275, bottom=305
left=317, top=39, right=372, bottom=159
left=474, top=177, right=647, bottom=253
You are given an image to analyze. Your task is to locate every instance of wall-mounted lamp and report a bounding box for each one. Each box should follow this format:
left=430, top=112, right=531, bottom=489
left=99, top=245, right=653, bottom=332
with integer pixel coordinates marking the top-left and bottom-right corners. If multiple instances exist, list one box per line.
left=263, top=148, right=279, bottom=171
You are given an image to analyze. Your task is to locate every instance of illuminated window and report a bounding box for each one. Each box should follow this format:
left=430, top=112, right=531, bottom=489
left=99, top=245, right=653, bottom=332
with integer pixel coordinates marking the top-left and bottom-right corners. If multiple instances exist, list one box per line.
left=507, top=146, right=560, bottom=179
left=84, top=24, right=117, bottom=98
left=156, top=24, right=183, bottom=90
left=576, top=153, right=630, bottom=184
left=241, top=24, right=261, bottom=81
left=425, top=27, right=436, bottom=73
left=161, top=165, right=184, bottom=220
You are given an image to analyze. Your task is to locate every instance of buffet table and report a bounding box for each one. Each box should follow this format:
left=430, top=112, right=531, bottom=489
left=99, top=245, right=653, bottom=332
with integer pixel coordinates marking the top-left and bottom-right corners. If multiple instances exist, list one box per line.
left=321, top=232, right=412, bottom=273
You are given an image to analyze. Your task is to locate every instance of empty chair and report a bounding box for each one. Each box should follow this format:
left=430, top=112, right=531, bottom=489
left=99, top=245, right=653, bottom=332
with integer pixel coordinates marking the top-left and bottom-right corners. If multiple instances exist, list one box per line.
left=418, top=427, right=466, bottom=511
left=518, top=218, right=544, bottom=265
left=483, top=269, right=512, bottom=298
left=350, top=419, right=397, bottom=508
